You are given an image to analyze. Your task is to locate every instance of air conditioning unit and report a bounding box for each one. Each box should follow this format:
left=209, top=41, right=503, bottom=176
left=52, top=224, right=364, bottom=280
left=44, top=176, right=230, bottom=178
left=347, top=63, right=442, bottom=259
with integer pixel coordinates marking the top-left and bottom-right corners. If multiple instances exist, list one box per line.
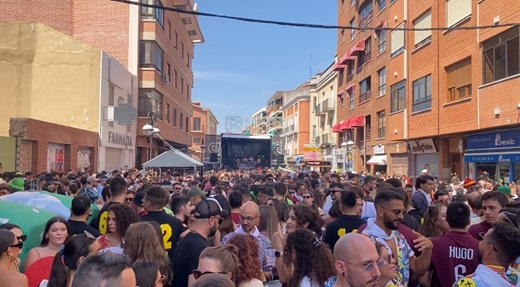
left=162, top=74, right=170, bottom=84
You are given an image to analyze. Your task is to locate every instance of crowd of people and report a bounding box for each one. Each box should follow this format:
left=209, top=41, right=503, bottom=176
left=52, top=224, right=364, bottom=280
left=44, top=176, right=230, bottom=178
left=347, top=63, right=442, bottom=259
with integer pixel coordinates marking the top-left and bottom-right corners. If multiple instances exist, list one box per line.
left=1, top=167, right=520, bottom=287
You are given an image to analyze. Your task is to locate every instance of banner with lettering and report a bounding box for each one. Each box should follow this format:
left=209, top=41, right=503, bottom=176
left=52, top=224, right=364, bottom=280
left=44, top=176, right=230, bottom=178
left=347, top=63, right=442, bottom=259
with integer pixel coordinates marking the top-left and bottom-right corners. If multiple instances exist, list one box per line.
left=466, top=129, right=520, bottom=151
left=409, top=139, right=437, bottom=154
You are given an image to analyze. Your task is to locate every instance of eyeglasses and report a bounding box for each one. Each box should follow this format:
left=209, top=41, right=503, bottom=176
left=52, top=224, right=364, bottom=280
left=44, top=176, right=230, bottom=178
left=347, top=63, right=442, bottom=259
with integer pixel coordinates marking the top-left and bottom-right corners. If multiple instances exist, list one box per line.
left=17, top=235, right=27, bottom=242
left=174, top=187, right=182, bottom=190
left=192, top=270, right=228, bottom=279
left=10, top=242, right=23, bottom=249
left=379, top=206, right=405, bottom=216
left=126, top=197, right=134, bottom=202
left=344, top=259, right=386, bottom=272
left=239, top=215, right=258, bottom=222
left=303, top=196, right=313, bottom=199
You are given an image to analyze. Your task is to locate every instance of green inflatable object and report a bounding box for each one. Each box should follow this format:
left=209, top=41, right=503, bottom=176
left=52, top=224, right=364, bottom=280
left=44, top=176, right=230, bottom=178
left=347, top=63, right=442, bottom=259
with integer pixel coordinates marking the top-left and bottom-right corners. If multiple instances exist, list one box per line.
left=41, top=191, right=100, bottom=223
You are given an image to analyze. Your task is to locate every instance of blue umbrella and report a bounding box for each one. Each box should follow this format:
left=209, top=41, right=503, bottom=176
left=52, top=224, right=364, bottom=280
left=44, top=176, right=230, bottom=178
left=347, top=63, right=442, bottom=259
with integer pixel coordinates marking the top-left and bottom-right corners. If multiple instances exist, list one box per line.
left=1, top=192, right=70, bottom=219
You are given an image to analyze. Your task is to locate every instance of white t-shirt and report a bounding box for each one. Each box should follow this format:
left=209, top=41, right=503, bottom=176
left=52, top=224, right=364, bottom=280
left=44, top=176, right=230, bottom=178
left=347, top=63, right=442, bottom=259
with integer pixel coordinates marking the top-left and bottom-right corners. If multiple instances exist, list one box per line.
left=238, top=278, right=264, bottom=287
left=300, top=276, right=320, bottom=287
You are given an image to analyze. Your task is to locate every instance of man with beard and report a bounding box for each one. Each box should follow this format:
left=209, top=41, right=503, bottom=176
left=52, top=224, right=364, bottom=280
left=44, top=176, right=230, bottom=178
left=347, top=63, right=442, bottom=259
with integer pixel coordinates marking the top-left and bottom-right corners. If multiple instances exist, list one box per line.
left=323, top=182, right=345, bottom=215
left=324, top=233, right=381, bottom=287
left=221, top=201, right=273, bottom=282
left=361, top=189, right=432, bottom=286
left=454, top=223, right=520, bottom=287
left=430, top=202, right=479, bottom=287
left=172, top=198, right=223, bottom=287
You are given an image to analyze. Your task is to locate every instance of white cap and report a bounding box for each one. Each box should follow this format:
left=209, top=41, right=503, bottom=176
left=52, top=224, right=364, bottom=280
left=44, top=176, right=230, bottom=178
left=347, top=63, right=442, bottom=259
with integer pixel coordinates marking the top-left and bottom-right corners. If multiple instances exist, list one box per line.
left=421, top=169, right=428, bottom=175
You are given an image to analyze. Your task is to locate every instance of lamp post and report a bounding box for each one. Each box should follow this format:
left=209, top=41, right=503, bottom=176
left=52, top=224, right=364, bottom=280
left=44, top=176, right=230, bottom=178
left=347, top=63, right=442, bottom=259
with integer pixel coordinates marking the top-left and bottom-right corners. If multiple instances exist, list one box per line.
left=200, top=144, right=206, bottom=174
left=142, top=113, right=160, bottom=161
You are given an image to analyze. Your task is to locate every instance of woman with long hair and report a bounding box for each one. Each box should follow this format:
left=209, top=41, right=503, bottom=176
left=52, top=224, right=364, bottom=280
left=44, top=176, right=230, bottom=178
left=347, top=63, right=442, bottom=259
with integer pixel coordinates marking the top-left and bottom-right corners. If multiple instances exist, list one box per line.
left=24, top=216, right=69, bottom=271
left=132, top=262, right=166, bottom=287
left=123, top=222, right=172, bottom=284
left=214, top=195, right=236, bottom=245
left=280, top=229, right=335, bottom=287
left=286, top=203, right=324, bottom=236
left=227, top=234, right=264, bottom=287
left=419, top=202, right=449, bottom=238
left=0, top=223, right=25, bottom=272
left=194, top=244, right=237, bottom=283
left=374, top=242, right=403, bottom=287
left=97, top=204, right=138, bottom=253
left=45, top=233, right=100, bottom=287
left=0, top=229, right=28, bottom=287
left=258, top=205, right=279, bottom=243
left=266, top=198, right=289, bottom=224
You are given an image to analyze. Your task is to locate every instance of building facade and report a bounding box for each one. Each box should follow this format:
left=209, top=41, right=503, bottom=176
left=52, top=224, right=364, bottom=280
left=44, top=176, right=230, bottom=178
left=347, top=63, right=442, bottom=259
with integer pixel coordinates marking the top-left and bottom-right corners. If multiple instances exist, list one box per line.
left=336, top=0, right=520, bottom=181
left=190, top=102, right=218, bottom=162
left=0, top=0, right=203, bottom=170
left=250, top=107, right=268, bottom=135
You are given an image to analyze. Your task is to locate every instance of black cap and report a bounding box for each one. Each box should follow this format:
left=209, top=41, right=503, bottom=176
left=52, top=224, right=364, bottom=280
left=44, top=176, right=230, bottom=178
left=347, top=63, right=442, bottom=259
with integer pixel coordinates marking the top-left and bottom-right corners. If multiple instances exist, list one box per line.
left=133, top=191, right=145, bottom=207
left=193, top=198, right=223, bottom=219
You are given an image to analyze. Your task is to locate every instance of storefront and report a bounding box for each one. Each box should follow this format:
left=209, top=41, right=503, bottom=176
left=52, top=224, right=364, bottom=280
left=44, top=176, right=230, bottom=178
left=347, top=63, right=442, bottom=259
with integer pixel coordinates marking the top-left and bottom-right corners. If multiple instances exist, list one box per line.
left=390, top=153, right=409, bottom=176
left=409, top=139, right=439, bottom=178
left=367, top=145, right=387, bottom=174
left=99, top=127, right=135, bottom=172
left=464, top=128, right=520, bottom=183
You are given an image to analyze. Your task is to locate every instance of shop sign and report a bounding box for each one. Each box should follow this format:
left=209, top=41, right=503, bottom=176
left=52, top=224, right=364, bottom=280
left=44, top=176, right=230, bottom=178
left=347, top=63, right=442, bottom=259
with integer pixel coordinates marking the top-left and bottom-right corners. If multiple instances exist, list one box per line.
left=409, top=139, right=437, bottom=154
left=101, top=127, right=134, bottom=149
left=303, top=144, right=323, bottom=161
left=373, top=145, right=385, bottom=154
left=463, top=153, right=520, bottom=163
left=466, top=129, right=520, bottom=150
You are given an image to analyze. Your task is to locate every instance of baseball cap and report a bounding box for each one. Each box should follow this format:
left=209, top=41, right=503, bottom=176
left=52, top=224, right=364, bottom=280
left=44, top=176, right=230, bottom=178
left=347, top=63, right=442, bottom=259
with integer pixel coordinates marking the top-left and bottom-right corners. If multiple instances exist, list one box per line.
left=133, top=191, right=145, bottom=207
left=193, top=198, right=223, bottom=219
left=87, top=176, right=95, bottom=184
left=187, top=187, right=206, bottom=199
left=497, top=185, right=512, bottom=198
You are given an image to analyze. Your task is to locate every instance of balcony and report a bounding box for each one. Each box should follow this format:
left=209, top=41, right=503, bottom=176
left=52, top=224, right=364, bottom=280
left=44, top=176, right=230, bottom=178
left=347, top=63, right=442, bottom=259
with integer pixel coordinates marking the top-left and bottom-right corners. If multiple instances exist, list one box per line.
left=313, top=104, right=321, bottom=115
left=322, top=133, right=330, bottom=144
left=315, top=136, right=321, bottom=144
left=321, top=98, right=335, bottom=113
left=359, top=90, right=371, bottom=103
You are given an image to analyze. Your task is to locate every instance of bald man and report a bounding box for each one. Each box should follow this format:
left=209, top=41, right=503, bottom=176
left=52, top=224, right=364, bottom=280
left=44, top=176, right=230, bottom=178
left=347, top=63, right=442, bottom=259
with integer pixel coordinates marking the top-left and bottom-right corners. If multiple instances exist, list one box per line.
left=221, top=201, right=273, bottom=281
left=324, top=233, right=381, bottom=287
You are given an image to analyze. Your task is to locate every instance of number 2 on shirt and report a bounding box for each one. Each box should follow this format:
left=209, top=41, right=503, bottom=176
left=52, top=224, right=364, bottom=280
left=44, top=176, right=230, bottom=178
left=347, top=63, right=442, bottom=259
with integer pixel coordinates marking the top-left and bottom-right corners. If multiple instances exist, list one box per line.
left=99, top=211, right=109, bottom=234
left=160, top=224, right=173, bottom=250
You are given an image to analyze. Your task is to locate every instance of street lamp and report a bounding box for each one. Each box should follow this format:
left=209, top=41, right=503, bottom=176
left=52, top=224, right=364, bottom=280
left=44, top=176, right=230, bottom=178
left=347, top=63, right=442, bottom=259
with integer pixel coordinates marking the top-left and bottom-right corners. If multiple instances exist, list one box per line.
left=200, top=144, right=206, bottom=175
left=142, top=113, right=160, bottom=161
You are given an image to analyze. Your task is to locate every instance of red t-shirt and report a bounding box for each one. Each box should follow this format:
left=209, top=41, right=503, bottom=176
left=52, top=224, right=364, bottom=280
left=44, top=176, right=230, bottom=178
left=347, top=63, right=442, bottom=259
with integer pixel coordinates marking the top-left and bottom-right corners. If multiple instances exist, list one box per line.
left=468, top=220, right=492, bottom=241
left=231, top=212, right=240, bottom=225
left=430, top=231, right=480, bottom=287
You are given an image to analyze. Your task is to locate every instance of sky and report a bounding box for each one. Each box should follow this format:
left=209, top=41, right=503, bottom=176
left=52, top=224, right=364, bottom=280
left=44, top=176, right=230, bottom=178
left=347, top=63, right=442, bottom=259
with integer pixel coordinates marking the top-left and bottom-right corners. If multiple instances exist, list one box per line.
left=191, top=1, right=338, bottom=133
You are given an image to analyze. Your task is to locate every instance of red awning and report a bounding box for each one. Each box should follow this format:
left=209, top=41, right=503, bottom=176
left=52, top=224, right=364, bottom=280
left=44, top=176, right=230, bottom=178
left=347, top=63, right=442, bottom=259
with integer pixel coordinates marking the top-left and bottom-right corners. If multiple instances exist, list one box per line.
left=374, top=20, right=386, bottom=37
left=332, top=122, right=342, bottom=133
left=337, top=89, right=345, bottom=98
left=340, top=119, right=352, bottom=130
left=350, top=40, right=366, bottom=54
left=349, top=115, right=365, bottom=127
left=339, top=51, right=356, bottom=65
left=346, top=83, right=356, bottom=92
left=333, top=63, right=346, bottom=71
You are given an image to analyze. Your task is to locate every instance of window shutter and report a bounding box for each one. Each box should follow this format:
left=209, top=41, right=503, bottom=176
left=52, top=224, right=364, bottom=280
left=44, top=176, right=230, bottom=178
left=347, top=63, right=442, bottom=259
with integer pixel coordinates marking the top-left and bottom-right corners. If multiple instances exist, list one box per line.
left=414, top=10, right=431, bottom=45
left=391, top=24, right=405, bottom=54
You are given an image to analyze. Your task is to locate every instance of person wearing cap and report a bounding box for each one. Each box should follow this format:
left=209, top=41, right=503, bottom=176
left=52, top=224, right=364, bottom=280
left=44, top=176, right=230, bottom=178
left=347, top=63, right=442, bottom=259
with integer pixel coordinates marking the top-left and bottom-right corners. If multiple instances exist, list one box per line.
left=463, top=177, right=478, bottom=191
left=78, top=176, right=99, bottom=203
left=497, top=185, right=514, bottom=201
left=172, top=198, right=223, bottom=287
left=131, top=191, right=147, bottom=216
left=187, top=186, right=206, bottom=205
left=8, top=178, right=24, bottom=192
left=221, top=201, right=273, bottom=282
left=67, top=195, right=101, bottom=238
left=140, top=186, right=188, bottom=270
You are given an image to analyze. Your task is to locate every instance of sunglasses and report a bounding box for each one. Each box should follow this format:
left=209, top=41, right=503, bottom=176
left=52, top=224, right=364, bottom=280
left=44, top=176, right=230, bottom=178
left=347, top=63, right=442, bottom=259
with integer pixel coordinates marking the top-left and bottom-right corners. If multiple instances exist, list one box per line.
left=303, top=196, right=313, bottom=199
left=126, top=198, right=134, bottom=202
left=174, top=187, right=182, bottom=190
left=17, top=235, right=27, bottom=242
left=192, top=270, right=228, bottom=279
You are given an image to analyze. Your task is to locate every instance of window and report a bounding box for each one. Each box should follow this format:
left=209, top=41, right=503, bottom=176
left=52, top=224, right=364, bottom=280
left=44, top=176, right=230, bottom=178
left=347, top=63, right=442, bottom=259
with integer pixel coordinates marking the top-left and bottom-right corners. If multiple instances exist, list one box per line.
left=341, top=29, right=345, bottom=43
left=483, top=28, right=519, bottom=84
left=377, top=110, right=386, bottom=138
left=412, top=74, right=432, bottom=113
left=140, top=0, right=164, bottom=27
left=339, top=94, right=345, bottom=106
left=414, top=10, right=432, bottom=48
left=351, top=0, right=355, bottom=7
left=174, top=69, right=178, bottom=89
left=193, top=137, right=202, bottom=144
left=446, top=0, right=471, bottom=27
left=390, top=80, right=405, bottom=112
left=359, top=77, right=371, bottom=103
left=359, top=1, right=374, bottom=28
left=447, top=58, right=472, bottom=102
left=377, top=67, right=386, bottom=97
left=193, top=117, right=201, bottom=131
left=138, top=89, right=163, bottom=119
left=165, top=103, right=170, bottom=124
left=173, top=108, right=177, bottom=127
left=167, top=20, right=172, bottom=40
left=185, top=117, right=189, bottom=132
left=350, top=18, right=356, bottom=40
left=140, top=41, right=163, bottom=72
left=186, top=83, right=190, bottom=100
left=181, top=43, right=185, bottom=59
left=180, top=113, right=184, bottom=130
left=187, top=52, right=190, bottom=67
left=341, top=0, right=345, bottom=10
left=390, top=23, right=405, bottom=57
left=349, top=89, right=355, bottom=109
left=358, top=37, right=371, bottom=68
left=377, top=0, right=386, bottom=11
left=347, top=63, right=355, bottom=79
left=181, top=78, right=184, bottom=95
left=377, top=28, right=386, bottom=54
left=174, top=31, right=178, bottom=49
left=166, top=63, right=171, bottom=82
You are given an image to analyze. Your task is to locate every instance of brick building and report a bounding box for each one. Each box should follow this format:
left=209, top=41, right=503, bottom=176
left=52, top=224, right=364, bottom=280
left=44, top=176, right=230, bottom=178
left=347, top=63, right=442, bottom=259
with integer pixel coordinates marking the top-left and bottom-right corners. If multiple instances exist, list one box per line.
left=0, top=0, right=204, bottom=170
left=336, top=0, right=520, bottom=181
left=189, top=102, right=218, bottom=162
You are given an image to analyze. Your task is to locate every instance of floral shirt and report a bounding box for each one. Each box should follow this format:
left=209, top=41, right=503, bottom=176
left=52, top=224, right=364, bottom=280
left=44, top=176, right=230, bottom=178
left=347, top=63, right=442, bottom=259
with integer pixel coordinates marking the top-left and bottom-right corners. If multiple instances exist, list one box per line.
left=221, top=226, right=272, bottom=272
left=453, top=264, right=520, bottom=287
left=324, top=276, right=337, bottom=287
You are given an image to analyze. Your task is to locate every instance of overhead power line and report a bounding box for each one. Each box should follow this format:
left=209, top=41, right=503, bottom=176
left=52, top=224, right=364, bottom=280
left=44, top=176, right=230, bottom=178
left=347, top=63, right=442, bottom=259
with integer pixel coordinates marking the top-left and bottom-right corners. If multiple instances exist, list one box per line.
left=112, top=0, right=519, bottom=32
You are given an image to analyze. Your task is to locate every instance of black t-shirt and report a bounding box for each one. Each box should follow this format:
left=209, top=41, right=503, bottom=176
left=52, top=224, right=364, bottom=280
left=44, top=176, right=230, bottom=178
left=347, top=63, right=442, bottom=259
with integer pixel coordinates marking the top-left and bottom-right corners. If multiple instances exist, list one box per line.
left=67, top=219, right=101, bottom=238
left=89, top=202, right=119, bottom=234
left=323, top=214, right=366, bottom=250
left=140, top=210, right=188, bottom=265
left=172, top=231, right=209, bottom=287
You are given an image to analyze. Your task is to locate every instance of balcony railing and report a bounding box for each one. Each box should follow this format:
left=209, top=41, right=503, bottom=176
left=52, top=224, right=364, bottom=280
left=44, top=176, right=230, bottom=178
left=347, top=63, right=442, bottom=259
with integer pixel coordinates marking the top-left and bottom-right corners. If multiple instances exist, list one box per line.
left=322, top=133, right=330, bottom=144
left=359, top=90, right=372, bottom=103
left=314, top=104, right=322, bottom=115
left=360, top=9, right=373, bottom=28
left=321, top=98, right=334, bottom=113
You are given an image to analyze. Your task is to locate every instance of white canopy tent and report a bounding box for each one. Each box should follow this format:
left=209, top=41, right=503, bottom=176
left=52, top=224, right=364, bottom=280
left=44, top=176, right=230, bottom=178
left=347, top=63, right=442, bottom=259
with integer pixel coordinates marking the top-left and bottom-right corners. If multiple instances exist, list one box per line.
left=142, top=150, right=203, bottom=173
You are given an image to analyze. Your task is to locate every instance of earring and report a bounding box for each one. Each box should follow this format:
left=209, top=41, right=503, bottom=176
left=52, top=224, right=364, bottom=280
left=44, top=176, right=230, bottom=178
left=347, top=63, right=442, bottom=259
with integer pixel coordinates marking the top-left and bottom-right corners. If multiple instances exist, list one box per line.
left=341, top=272, right=346, bottom=276
left=8, top=253, right=13, bottom=258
